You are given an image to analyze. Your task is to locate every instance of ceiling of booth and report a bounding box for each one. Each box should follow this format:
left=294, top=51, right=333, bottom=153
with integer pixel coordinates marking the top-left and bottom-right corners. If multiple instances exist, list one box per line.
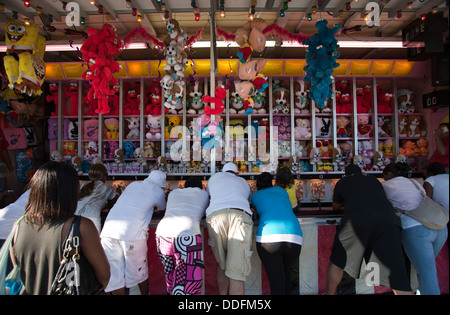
left=0, top=0, right=448, bottom=62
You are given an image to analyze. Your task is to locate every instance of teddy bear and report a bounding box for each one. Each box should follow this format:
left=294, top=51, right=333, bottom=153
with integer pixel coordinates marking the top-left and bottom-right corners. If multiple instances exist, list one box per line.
left=143, top=141, right=156, bottom=158
left=145, top=115, right=162, bottom=140
left=273, top=88, right=290, bottom=114
left=408, top=115, right=426, bottom=137
left=278, top=141, right=291, bottom=158
left=336, top=116, right=351, bottom=138
left=294, top=140, right=307, bottom=157
left=398, top=115, right=409, bottom=137
left=357, top=115, right=372, bottom=138
left=203, top=86, right=227, bottom=116
left=165, top=116, right=182, bottom=139
left=294, top=118, right=312, bottom=139
left=125, top=117, right=140, bottom=140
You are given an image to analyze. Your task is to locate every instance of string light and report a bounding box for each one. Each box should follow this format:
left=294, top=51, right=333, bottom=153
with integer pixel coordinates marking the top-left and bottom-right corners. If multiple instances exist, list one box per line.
left=396, top=10, right=402, bottom=18
left=307, top=13, right=312, bottom=21
left=164, top=10, right=169, bottom=19
left=105, top=12, right=111, bottom=20
left=24, top=0, right=30, bottom=7
left=89, top=0, right=95, bottom=5
left=24, top=18, right=30, bottom=25
left=345, top=2, right=351, bottom=10
left=220, top=0, right=225, bottom=18
left=12, top=10, right=18, bottom=19
left=339, top=10, right=344, bottom=18
left=132, top=7, right=137, bottom=16
left=280, top=9, right=285, bottom=17
left=36, top=6, right=42, bottom=14
left=98, top=4, right=103, bottom=14
left=137, top=14, right=142, bottom=23
left=80, top=16, right=85, bottom=25
left=407, top=2, right=413, bottom=9
left=420, top=13, right=426, bottom=20
left=195, top=13, right=200, bottom=21
left=160, top=2, right=167, bottom=12
left=283, top=1, right=288, bottom=10
left=312, top=6, right=317, bottom=14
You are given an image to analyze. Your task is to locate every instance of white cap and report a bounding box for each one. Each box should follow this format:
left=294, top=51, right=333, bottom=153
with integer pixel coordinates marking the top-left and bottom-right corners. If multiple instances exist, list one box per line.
left=222, top=162, right=238, bottom=173
left=146, top=170, right=168, bottom=188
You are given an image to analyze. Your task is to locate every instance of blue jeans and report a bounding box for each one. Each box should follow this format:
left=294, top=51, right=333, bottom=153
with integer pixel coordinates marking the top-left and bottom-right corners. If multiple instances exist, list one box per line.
left=402, top=225, right=448, bottom=295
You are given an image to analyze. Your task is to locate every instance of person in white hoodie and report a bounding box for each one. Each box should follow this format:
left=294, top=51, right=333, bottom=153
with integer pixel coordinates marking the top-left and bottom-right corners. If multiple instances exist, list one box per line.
left=100, top=170, right=167, bottom=295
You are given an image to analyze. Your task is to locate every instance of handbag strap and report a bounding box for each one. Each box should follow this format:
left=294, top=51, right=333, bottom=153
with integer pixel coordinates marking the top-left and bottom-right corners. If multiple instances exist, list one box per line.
left=407, top=178, right=427, bottom=198
left=61, top=216, right=82, bottom=258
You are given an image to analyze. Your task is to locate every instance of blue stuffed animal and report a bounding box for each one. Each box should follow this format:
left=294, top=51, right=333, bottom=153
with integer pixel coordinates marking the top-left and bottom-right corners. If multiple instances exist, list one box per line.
left=123, top=141, right=136, bottom=159
left=303, top=19, right=341, bottom=109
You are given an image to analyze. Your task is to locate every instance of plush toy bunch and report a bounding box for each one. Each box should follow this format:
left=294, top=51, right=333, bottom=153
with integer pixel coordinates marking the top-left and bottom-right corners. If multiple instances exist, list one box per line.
left=3, top=20, right=46, bottom=102
left=302, top=19, right=341, bottom=109
left=81, top=24, right=123, bottom=114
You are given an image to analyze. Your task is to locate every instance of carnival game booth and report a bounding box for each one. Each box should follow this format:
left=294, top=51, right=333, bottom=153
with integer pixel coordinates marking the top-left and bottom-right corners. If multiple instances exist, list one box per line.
left=42, top=57, right=448, bottom=295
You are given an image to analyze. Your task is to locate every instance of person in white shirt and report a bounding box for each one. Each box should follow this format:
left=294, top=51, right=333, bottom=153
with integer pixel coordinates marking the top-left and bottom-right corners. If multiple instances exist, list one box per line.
left=205, top=162, right=252, bottom=295
left=100, top=170, right=167, bottom=295
left=155, top=177, right=209, bottom=295
left=424, top=162, right=449, bottom=212
left=0, top=190, right=29, bottom=242
left=382, top=162, right=448, bottom=295
left=76, top=163, right=118, bottom=233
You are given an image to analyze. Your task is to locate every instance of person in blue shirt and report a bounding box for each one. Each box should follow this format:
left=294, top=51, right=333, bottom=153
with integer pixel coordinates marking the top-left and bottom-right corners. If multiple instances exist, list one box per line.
left=251, top=172, right=303, bottom=295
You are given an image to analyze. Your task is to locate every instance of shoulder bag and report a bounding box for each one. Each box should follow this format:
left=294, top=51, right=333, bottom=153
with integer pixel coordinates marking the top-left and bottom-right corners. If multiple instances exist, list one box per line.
left=48, top=215, right=104, bottom=295
left=396, top=179, right=449, bottom=230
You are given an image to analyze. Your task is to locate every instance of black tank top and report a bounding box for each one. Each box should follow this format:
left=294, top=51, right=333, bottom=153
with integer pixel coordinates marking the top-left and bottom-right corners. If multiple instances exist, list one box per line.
left=13, top=218, right=68, bottom=295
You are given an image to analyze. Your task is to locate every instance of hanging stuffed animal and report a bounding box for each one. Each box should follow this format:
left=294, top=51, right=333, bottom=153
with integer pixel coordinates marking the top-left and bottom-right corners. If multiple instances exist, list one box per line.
left=303, top=19, right=341, bottom=109
left=64, top=83, right=79, bottom=116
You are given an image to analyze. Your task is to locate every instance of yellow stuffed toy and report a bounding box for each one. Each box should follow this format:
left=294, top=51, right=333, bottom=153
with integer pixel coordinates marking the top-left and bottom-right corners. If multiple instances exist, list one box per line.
left=5, top=20, right=39, bottom=52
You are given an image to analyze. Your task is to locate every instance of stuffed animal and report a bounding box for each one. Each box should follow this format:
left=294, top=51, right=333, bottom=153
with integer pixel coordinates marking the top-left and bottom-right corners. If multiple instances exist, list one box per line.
left=84, top=118, right=99, bottom=141
left=358, top=140, right=374, bottom=157
left=71, top=156, right=83, bottom=175
left=316, top=139, right=332, bottom=158
left=273, top=88, right=290, bottom=114
left=113, top=148, right=124, bottom=166
left=134, top=147, right=146, bottom=167
left=302, top=19, right=341, bottom=108
left=377, top=117, right=390, bottom=138
left=229, top=80, right=246, bottom=114
left=108, top=83, right=120, bottom=115
left=166, top=116, right=182, bottom=139
left=397, top=89, right=414, bottom=113
left=278, top=141, right=291, bottom=158
left=378, top=92, right=393, bottom=114
left=123, top=141, right=136, bottom=159
left=50, top=150, right=63, bottom=162
left=203, top=86, right=227, bottom=115
left=143, top=141, right=156, bottom=159
left=294, top=118, right=312, bottom=139
left=294, top=140, right=307, bottom=158
left=144, top=83, right=163, bottom=115
left=332, top=147, right=345, bottom=171
left=416, top=138, right=428, bottom=156
left=356, top=87, right=371, bottom=113
left=253, top=91, right=267, bottom=114
left=145, top=115, right=162, bottom=140
left=239, top=58, right=268, bottom=93
left=398, top=115, right=408, bottom=137
left=408, top=115, right=426, bottom=137
left=236, top=81, right=255, bottom=115
left=357, top=115, right=372, bottom=138
left=294, top=79, right=310, bottom=114
left=67, top=120, right=79, bottom=140
left=165, top=80, right=184, bottom=114
left=104, top=118, right=119, bottom=140
left=336, top=116, right=351, bottom=138
left=336, top=93, right=352, bottom=114
left=353, top=155, right=365, bottom=169
left=372, top=151, right=386, bottom=172
left=187, top=81, right=204, bottom=114
left=124, top=86, right=140, bottom=116
left=125, top=117, right=140, bottom=139
left=316, top=117, right=332, bottom=137
left=47, top=83, right=61, bottom=116
left=64, top=83, right=79, bottom=116
left=84, top=141, right=98, bottom=160
left=310, top=147, right=322, bottom=165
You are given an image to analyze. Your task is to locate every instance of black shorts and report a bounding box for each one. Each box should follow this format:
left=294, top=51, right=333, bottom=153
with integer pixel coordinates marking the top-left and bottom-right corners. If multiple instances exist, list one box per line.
left=330, top=220, right=412, bottom=292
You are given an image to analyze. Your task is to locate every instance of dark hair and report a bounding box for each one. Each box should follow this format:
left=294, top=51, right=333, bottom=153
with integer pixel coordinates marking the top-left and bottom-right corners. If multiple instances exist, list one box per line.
left=275, top=166, right=294, bottom=189
left=256, top=172, right=273, bottom=190
left=184, top=177, right=203, bottom=189
left=25, top=161, right=79, bottom=226
left=345, top=164, right=362, bottom=176
left=383, top=163, right=393, bottom=176
left=79, top=163, right=107, bottom=200
left=391, top=162, right=410, bottom=178
left=426, top=162, right=446, bottom=176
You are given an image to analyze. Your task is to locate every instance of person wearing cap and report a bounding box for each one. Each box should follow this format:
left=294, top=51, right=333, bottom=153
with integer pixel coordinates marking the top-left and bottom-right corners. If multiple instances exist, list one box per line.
left=326, top=164, right=413, bottom=295
left=100, top=170, right=167, bottom=295
left=205, top=162, right=252, bottom=295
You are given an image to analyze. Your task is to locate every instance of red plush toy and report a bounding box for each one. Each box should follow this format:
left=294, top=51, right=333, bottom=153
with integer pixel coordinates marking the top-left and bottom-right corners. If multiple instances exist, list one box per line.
left=80, top=24, right=122, bottom=114
left=378, top=92, right=393, bottom=114
left=203, top=86, right=227, bottom=116
left=48, top=83, right=62, bottom=116
left=356, top=87, right=370, bottom=113
left=64, top=83, right=79, bottom=116
left=123, top=83, right=140, bottom=116
left=336, top=93, right=352, bottom=114
left=84, top=87, right=98, bottom=115
left=108, top=83, right=120, bottom=115
left=144, top=83, right=166, bottom=115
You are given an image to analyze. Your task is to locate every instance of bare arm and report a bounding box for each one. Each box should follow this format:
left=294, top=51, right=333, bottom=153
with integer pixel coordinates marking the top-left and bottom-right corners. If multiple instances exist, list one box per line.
left=423, top=181, right=433, bottom=199
left=79, top=217, right=110, bottom=289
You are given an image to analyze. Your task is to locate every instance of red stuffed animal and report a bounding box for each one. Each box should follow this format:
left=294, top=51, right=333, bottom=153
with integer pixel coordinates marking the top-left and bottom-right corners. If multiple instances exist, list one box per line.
left=356, top=87, right=370, bottom=113
left=203, top=86, right=227, bottom=116
left=48, top=83, right=62, bottom=116
left=64, top=83, right=79, bottom=116
left=378, top=92, right=393, bottom=114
